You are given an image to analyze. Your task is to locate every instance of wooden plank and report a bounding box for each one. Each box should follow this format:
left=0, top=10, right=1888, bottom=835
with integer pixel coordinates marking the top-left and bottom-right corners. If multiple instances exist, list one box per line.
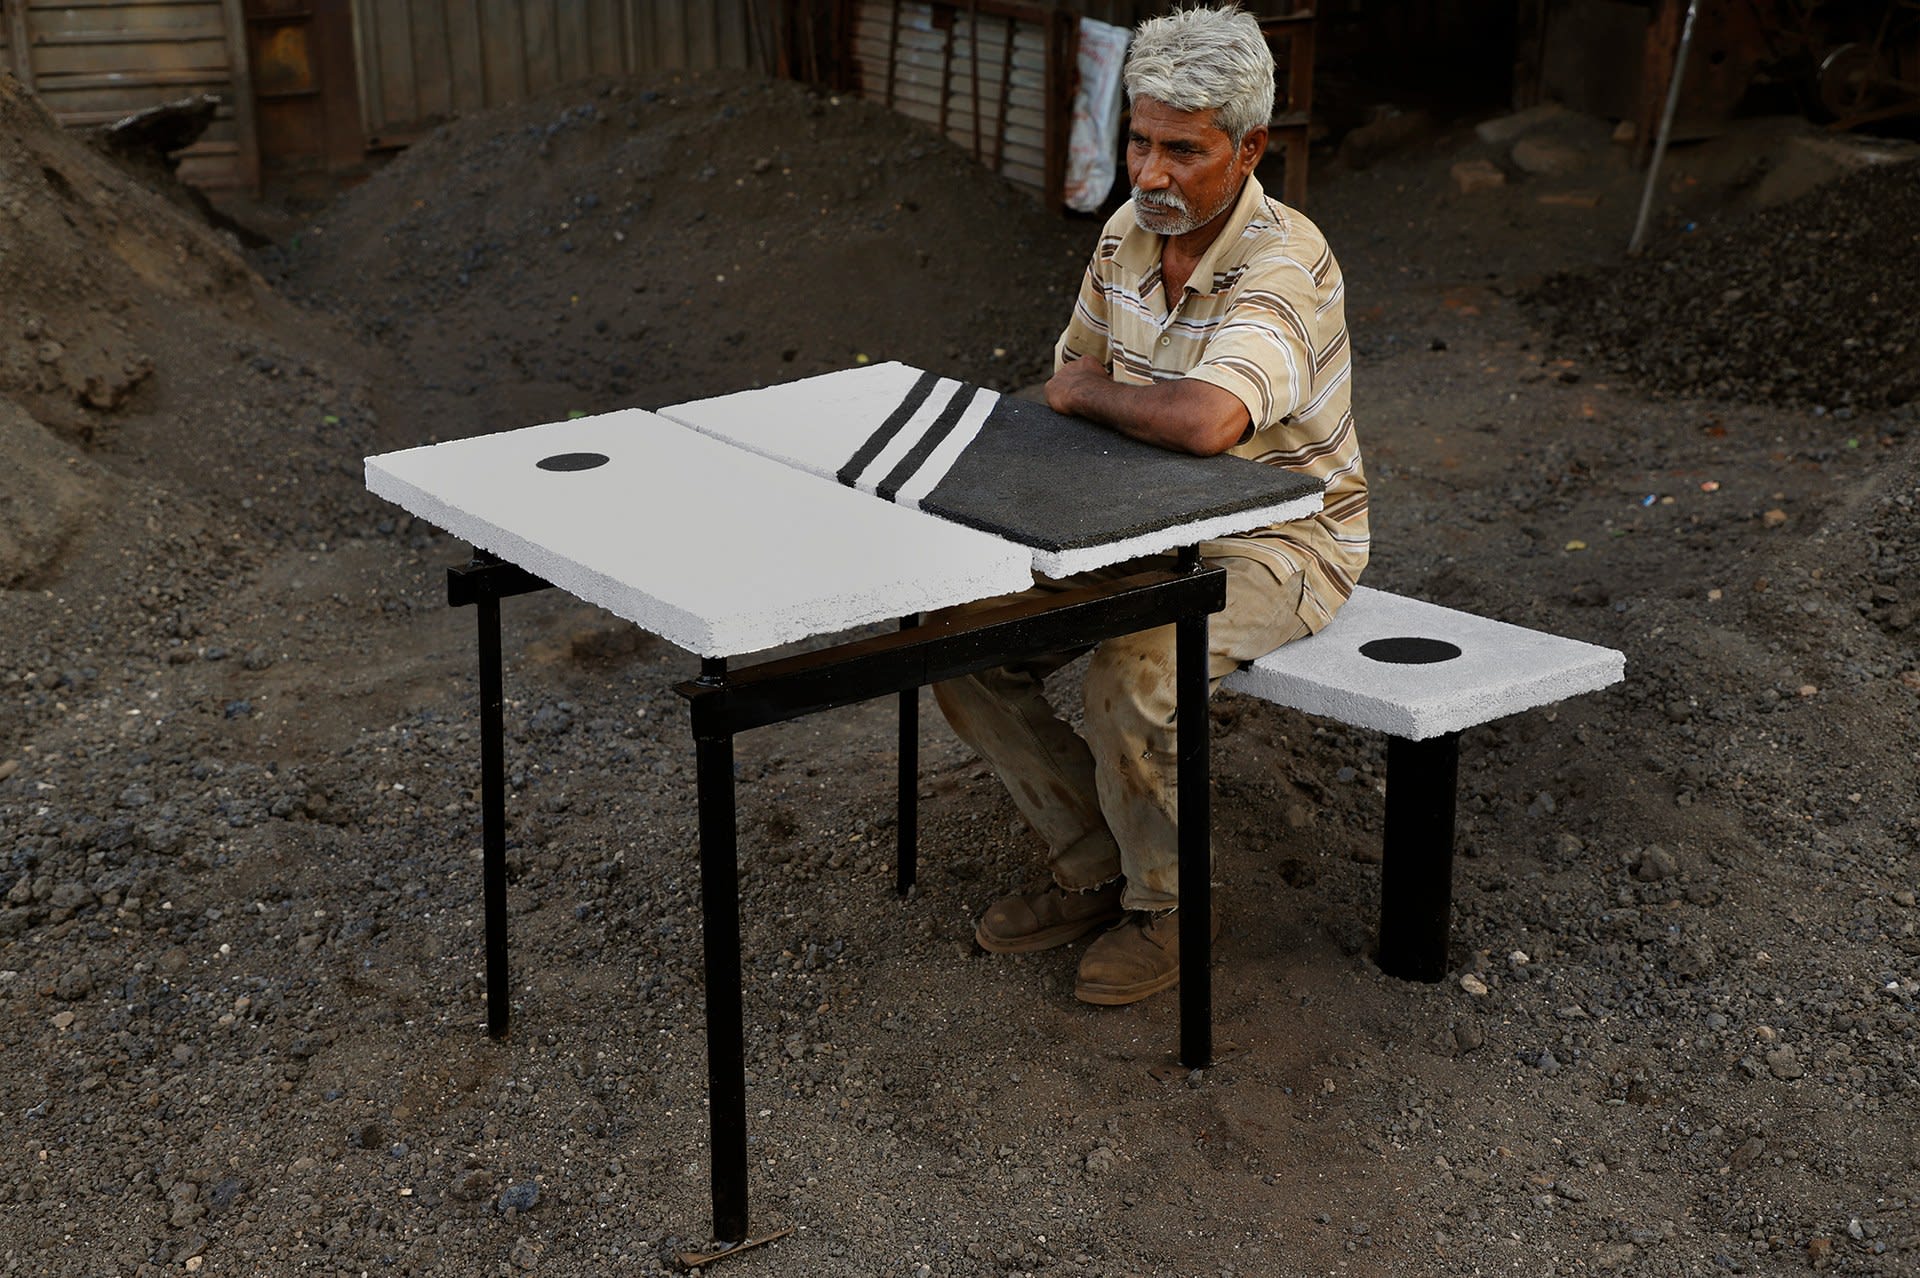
left=350, top=0, right=388, bottom=134
left=408, top=0, right=454, bottom=121
left=856, top=25, right=1043, bottom=73
left=715, top=0, right=749, bottom=69
left=444, top=0, right=486, bottom=113
left=34, top=70, right=230, bottom=100
left=9, top=1, right=38, bottom=89
left=24, top=0, right=210, bottom=8
left=388, top=2, right=421, bottom=130
left=478, top=0, right=525, bottom=102
left=520, top=0, right=556, bottom=93
left=554, top=0, right=592, bottom=83
left=30, top=27, right=228, bottom=46
left=652, top=0, right=686, bottom=72
left=870, top=55, right=1045, bottom=96
left=888, top=101, right=1045, bottom=140
left=588, top=0, right=623, bottom=76
left=24, top=3, right=225, bottom=37
left=687, top=0, right=717, bottom=71
left=219, top=0, right=258, bottom=191
left=855, top=35, right=1047, bottom=82
left=33, top=43, right=231, bottom=75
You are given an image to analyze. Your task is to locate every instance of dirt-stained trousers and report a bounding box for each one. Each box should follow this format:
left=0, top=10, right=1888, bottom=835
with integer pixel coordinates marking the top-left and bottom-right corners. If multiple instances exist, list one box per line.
left=932, top=552, right=1310, bottom=913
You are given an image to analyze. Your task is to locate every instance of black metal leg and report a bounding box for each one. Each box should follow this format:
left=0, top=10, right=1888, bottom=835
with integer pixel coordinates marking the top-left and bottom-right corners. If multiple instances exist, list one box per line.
left=477, top=594, right=510, bottom=1040
left=1175, top=548, right=1212, bottom=1069
left=897, top=615, right=919, bottom=897
left=1377, top=732, right=1460, bottom=983
left=694, top=659, right=750, bottom=1244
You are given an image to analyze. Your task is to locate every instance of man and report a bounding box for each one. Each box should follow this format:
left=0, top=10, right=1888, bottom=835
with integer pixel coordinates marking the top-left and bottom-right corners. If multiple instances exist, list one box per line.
left=935, top=4, right=1368, bottom=1005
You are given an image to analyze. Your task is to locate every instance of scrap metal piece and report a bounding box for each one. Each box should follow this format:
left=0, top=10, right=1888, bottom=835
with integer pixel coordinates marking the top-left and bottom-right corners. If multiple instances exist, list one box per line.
left=677, top=1227, right=794, bottom=1269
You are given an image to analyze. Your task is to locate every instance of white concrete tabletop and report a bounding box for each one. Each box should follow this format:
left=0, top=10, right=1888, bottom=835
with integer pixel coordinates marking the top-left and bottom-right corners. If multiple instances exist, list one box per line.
left=365, top=409, right=1033, bottom=658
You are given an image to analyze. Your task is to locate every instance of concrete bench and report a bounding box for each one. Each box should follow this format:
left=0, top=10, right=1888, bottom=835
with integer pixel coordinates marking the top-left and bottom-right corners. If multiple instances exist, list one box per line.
left=1222, top=586, right=1626, bottom=982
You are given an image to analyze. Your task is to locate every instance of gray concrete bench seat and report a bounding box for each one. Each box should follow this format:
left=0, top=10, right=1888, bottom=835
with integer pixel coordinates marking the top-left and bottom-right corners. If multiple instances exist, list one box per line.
left=1222, top=586, right=1626, bottom=982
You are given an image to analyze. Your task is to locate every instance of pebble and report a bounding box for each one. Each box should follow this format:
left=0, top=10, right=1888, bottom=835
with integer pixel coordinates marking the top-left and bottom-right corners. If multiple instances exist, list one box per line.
left=498, top=1181, right=541, bottom=1213
left=54, top=963, right=92, bottom=1000
left=1764, top=1047, right=1804, bottom=1080
left=1633, top=845, right=1679, bottom=882
left=449, top=1168, right=494, bottom=1201
left=1460, top=973, right=1489, bottom=996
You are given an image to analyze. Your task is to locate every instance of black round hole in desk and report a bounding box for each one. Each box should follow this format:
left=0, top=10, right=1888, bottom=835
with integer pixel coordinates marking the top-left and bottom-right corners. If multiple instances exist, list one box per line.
left=1360, top=636, right=1462, bottom=664
left=536, top=452, right=610, bottom=472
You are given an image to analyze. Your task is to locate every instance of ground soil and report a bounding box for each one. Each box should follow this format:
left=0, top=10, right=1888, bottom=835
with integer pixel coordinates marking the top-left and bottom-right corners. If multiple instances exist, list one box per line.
left=2, top=68, right=1918, bottom=1278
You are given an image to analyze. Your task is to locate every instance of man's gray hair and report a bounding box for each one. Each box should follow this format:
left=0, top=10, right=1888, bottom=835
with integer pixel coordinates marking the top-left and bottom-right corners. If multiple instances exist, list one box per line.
left=1123, top=5, right=1275, bottom=147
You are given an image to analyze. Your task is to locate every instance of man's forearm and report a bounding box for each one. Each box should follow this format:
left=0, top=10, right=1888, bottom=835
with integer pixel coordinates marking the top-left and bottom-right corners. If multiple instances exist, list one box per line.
left=1046, top=360, right=1251, bottom=456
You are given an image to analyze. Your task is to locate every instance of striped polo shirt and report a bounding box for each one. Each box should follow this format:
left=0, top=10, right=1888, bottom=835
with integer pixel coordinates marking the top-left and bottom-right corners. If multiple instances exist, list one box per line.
left=1055, top=173, right=1369, bottom=632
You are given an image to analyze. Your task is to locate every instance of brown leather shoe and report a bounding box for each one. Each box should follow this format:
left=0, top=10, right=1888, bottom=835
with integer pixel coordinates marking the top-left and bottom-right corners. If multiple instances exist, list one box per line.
left=1073, top=908, right=1219, bottom=1006
left=974, top=880, right=1124, bottom=954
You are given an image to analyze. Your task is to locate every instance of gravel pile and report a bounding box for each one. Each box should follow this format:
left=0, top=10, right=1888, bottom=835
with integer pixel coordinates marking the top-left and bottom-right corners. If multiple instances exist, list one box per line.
left=1531, top=158, right=1920, bottom=411
left=3, top=69, right=1918, bottom=1277
left=269, top=71, right=1090, bottom=439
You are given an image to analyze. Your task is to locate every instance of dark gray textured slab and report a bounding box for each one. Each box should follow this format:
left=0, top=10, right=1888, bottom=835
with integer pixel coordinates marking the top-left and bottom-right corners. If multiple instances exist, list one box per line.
left=923, top=396, right=1324, bottom=552
left=658, top=362, right=1326, bottom=575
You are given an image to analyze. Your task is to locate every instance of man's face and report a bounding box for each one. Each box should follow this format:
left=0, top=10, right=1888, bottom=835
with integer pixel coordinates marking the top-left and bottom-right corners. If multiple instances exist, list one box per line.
left=1127, top=97, right=1262, bottom=239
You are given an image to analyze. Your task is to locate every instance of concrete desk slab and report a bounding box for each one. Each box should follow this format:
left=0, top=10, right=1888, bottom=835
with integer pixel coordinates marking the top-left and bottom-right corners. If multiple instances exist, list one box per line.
left=659, top=362, right=1325, bottom=577
left=365, top=408, right=1033, bottom=658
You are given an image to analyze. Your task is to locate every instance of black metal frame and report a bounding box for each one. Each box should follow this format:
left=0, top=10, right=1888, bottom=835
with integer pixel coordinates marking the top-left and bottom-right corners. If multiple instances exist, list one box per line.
left=446, top=548, right=1226, bottom=1244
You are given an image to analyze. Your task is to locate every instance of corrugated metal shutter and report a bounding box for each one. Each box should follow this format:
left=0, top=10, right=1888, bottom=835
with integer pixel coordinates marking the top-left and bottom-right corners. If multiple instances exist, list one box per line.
left=350, top=0, right=767, bottom=147
left=1, top=0, right=250, bottom=187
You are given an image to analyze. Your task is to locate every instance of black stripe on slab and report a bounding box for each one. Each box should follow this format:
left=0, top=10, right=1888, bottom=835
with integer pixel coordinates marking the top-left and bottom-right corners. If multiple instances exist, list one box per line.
left=836, top=369, right=942, bottom=487
left=875, top=384, right=980, bottom=501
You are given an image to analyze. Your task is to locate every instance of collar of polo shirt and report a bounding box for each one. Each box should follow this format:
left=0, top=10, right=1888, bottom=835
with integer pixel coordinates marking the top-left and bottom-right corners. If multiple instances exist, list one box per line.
left=1113, top=172, right=1269, bottom=301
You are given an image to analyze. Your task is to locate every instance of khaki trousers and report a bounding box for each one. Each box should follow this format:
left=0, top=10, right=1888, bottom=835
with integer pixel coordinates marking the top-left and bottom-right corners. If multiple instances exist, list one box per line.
left=932, top=554, right=1310, bottom=912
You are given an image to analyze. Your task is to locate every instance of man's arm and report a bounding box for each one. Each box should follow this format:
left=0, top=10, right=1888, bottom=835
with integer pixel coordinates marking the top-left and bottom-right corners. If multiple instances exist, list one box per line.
left=1045, top=356, right=1251, bottom=457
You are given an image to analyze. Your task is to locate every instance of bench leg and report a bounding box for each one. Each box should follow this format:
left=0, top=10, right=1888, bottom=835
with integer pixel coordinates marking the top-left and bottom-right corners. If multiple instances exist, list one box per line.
left=1377, top=731, right=1460, bottom=983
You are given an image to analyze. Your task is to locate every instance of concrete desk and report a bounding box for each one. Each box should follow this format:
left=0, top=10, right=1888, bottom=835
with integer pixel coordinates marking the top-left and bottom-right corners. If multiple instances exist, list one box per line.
left=366, top=368, right=1322, bottom=1246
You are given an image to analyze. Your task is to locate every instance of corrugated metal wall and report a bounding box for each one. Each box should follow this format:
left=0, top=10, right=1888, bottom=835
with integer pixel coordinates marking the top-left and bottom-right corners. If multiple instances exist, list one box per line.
left=0, top=0, right=249, bottom=187
left=350, top=0, right=767, bottom=145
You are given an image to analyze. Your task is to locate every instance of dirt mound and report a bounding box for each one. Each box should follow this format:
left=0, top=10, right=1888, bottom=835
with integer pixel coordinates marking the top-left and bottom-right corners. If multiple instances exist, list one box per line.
left=0, top=77, right=252, bottom=432
left=0, top=71, right=388, bottom=542
left=1529, top=157, right=1920, bottom=410
left=271, top=70, right=1089, bottom=441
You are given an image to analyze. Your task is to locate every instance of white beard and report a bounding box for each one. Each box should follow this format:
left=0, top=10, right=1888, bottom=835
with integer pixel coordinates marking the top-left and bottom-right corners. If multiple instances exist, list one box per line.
left=1131, top=182, right=1236, bottom=237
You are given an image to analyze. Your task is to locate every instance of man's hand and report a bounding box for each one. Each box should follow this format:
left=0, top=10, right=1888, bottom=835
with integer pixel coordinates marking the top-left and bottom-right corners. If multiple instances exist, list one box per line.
left=1045, top=357, right=1252, bottom=457
left=1044, top=356, right=1114, bottom=419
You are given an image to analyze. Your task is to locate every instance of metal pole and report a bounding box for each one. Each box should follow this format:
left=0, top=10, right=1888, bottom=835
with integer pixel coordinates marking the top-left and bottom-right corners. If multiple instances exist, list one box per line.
left=1175, top=547, right=1213, bottom=1068
left=896, top=614, right=919, bottom=896
left=1628, top=0, right=1701, bottom=256
left=477, top=593, right=510, bottom=1040
left=694, top=657, right=750, bottom=1244
left=1377, top=732, right=1460, bottom=982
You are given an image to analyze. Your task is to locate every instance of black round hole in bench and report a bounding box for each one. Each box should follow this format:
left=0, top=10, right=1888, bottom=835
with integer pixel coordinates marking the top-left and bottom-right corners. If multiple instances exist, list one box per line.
left=536, top=452, right=609, bottom=472
left=1360, top=636, right=1462, bottom=664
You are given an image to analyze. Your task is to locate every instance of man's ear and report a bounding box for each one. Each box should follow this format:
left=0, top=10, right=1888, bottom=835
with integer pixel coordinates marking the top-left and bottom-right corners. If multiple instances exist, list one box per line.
left=1238, top=125, right=1269, bottom=175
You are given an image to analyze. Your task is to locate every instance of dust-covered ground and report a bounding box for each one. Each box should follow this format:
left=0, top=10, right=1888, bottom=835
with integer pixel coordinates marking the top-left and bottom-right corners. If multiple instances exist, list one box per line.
left=2, top=68, right=1918, bottom=1278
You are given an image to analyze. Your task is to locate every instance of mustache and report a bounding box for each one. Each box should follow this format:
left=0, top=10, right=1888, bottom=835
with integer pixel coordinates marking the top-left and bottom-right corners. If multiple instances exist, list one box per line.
left=1132, top=187, right=1189, bottom=212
